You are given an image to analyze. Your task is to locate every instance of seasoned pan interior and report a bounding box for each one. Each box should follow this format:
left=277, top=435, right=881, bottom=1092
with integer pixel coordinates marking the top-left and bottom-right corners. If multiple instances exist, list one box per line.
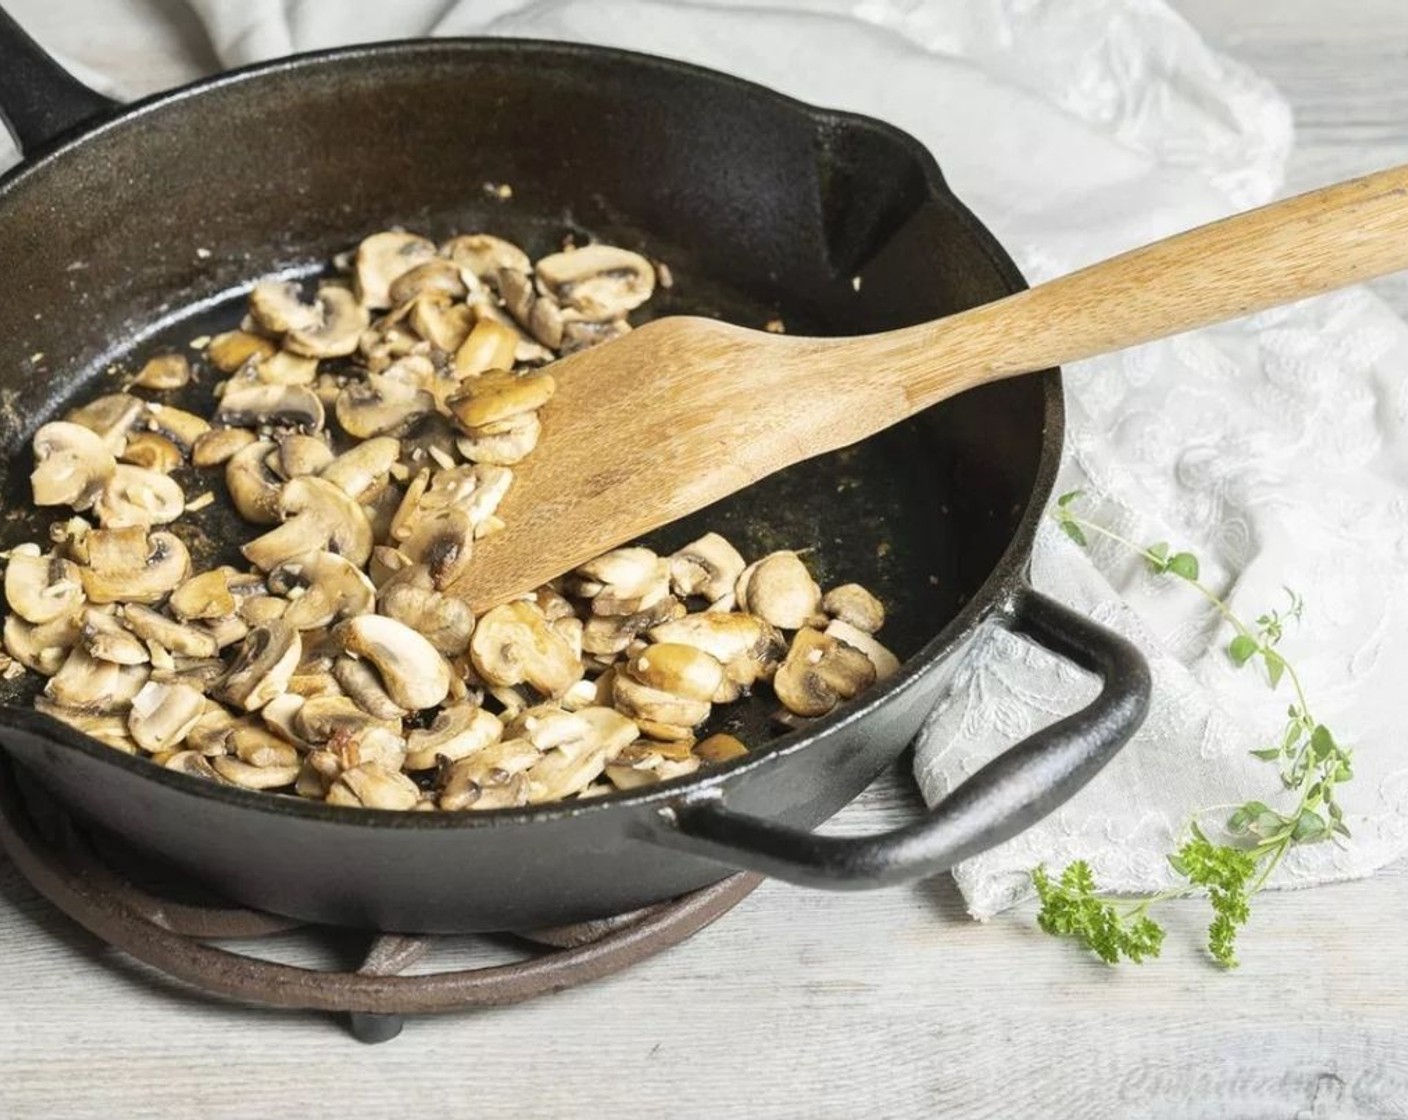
left=0, top=42, right=1047, bottom=754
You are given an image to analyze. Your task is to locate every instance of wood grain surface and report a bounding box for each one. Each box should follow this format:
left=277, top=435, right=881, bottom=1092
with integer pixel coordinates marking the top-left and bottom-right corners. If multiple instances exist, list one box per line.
left=3, top=3, right=1408, bottom=1119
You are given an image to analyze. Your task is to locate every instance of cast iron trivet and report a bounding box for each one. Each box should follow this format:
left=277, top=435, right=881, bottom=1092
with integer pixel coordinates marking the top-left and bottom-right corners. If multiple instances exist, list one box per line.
left=0, top=756, right=760, bottom=1042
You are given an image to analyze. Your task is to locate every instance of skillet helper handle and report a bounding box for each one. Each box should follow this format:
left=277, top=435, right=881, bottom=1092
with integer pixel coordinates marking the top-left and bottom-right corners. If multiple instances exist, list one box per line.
left=649, top=587, right=1151, bottom=888
left=0, top=6, right=117, bottom=154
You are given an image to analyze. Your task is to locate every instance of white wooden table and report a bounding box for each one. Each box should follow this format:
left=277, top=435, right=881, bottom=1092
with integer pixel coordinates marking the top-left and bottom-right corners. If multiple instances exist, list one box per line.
left=3, top=3, right=1408, bottom=1117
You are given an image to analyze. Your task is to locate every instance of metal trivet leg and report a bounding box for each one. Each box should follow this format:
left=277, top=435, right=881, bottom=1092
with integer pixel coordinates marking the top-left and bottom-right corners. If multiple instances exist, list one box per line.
left=0, top=759, right=761, bottom=1041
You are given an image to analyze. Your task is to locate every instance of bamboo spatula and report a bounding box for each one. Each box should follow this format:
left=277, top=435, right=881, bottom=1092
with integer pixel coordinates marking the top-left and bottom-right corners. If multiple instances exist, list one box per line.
left=454, top=165, right=1408, bottom=610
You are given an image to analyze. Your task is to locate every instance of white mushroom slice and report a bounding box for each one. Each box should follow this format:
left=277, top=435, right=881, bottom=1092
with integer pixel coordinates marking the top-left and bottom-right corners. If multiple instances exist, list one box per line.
left=274, top=433, right=334, bottom=478
left=259, top=692, right=307, bottom=746
left=438, top=738, right=539, bottom=811
left=193, top=427, right=257, bottom=469
left=470, top=301, right=554, bottom=365
left=445, top=369, right=555, bottom=432
left=31, top=421, right=116, bottom=509
left=623, top=643, right=726, bottom=704
left=228, top=723, right=301, bottom=769
left=368, top=545, right=412, bottom=589
left=121, top=604, right=220, bottom=659
left=441, top=234, right=530, bottom=286
left=455, top=411, right=541, bottom=466
left=390, top=259, right=469, bottom=305
left=255, top=350, right=319, bottom=386
left=773, top=628, right=877, bottom=718
left=204, top=615, right=250, bottom=651
left=4, top=614, right=80, bottom=675
left=333, top=614, right=450, bottom=711
left=611, top=674, right=711, bottom=729
left=45, top=645, right=149, bottom=713
left=525, top=741, right=611, bottom=804
left=79, top=608, right=149, bottom=665
left=335, top=374, right=435, bottom=439
left=65, top=394, right=145, bottom=454
left=823, top=584, right=886, bottom=634
left=142, top=405, right=209, bottom=452
left=560, top=317, right=632, bottom=355
left=669, top=533, right=747, bottom=603
left=574, top=548, right=659, bottom=599
left=404, top=704, right=503, bottom=770
left=35, top=699, right=138, bottom=753
left=248, top=281, right=325, bottom=334
left=217, top=621, right=302, bottom=711
left=355, top=232, right=438, bottom=310
left=5, top=546, right=84, bottom=625
left=207, top=330, right=277, bottom=373
left=408, top=295, right=475, bottom=353
left=283, top=287, right=372, bottom=359
left=119, top=432, right=183, bottom=474
left=127, top=680, right=205, bottom=752
left=647, top=612, right=785, bottom=696
left=269, top=551, right=375, bottom=630
left=168, top=568, right=238, bottom=621
left=377, top=565, right=475, bottom=656
left=534, top=245, right=656, bottom=319
left=293, top=694, right=400, bottom=744
left=469, top=602, right=584, bottom=699
left=330, top=655, right=407, bottom=721
left=736, top=551, right=823, bottom=630
left=132, top=353, right=191, bottom=391
left=453, top=318, right=519, bottom=378
left=320, top=436, right=400, bottom=500
left=79, top=528, right=190, bottom=605
left=224, top=439, right=282, bottom=525
left=243, top=477, right=374, bottom=571
left=214, top=383, right=325, bottom=433
left=93, top=464, right=184, bottom=528
left=825, top=619, right=900, bottom=682
left=398, top=507, right=475, bottom=591
left=212, top=755, right=301, bottom=790
left=164, top=751, right=227, bottom=781
left=326, top=763, right=420, bottom=810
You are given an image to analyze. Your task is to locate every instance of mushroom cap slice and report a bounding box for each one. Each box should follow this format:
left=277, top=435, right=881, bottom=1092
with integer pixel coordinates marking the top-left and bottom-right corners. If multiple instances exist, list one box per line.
left=127, top=680, right=205, bottom=752
left=193, top=427, right=258, bottom=469
left=822, top=584, right=886, bottom=634
left=377, top=564, right=475, bottom=656
left=217, top=621, right=302, bottom=711
left=274, top=433, right=334, bottom=479
left=168, top=567, right=238, bottom=621
left=45, top=645, right=149, bottom=713
left=773, top=627, right=877, bottom=718
left=225, top=439, right=283, bottom=525
left=611, top=674, right=711, bottom=729
left=825, top=619, right=900, bottom=682
left=119, top=432, right=184, bottom=474
left=331, top=655, right=408, bottom=721
left=284, top=287, right=371, bottom=359
left=647, top=611, right=786, bottom=689
left=445, top=369, right=555, bottom=431
left=326, top=763, right=420, bottom=810
left=79, top=529, right=191, bottom=605
left=4, top=613, right=81, bottom=675
left=142, top=405, right=210, bottom=452
left=132, top=353, right=192, bottom=391
left=65, top=394, right=146, bottom=454
left=5, top=546, right=85, bottom=625
left=333, top=614, right=450, bottom=711
left=441, top=234, right=530, bottom=284
left=534, top=245, right=655, bottom=319
left=469, top=601, right=584, bottom=699
left=79, top=608, right=149, bottom=665
left=736, top=551, right=823, bottom=630
left=121, top=603, right=220, bottom=659
left=335, top=374, right=436, bottom=439
left=399, top=507, right=475, bottom=591
left=623, top=643, right=726, bottom=704
left=243, top=477, right=374, bottom=571
left=249, top=281, right=325, bottom=334
left=31, top=421, right=116, bottom=509
left=270, top=550, right=375, bottom=630
left=389, top=258, right=469, bottom=304
left=438, top=737, right=540, bottom=810
left=454, top=317, right=520, bottom=378
left=404, top=703, right=503, bottom=770
left=206, top=330, right=277, bottom=373
left=669, top=533, right=747, bottom=603
left=214, top=383, right=325, bottom=433
left=320, top=436, right=400, bottom=500
left=93, top=464, right=185, bottom=529
left=355, top=232, right=438, bottom=310
left=292, top=693, right=401, bottom=744
left=455, top=411, right=541, bottom=466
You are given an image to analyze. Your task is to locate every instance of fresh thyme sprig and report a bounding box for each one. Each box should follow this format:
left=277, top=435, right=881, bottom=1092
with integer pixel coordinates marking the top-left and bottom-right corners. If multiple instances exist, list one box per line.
left=1032, top=492, right=1353, bottom=968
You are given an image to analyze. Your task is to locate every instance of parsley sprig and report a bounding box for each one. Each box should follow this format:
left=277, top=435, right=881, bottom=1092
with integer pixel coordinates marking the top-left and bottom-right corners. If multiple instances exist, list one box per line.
left=1031, top=492, right=1353, bottom=968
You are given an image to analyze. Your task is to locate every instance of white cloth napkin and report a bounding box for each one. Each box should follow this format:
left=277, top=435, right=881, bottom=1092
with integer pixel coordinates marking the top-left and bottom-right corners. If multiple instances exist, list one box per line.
left=14, top=0, right=1408, bottom=919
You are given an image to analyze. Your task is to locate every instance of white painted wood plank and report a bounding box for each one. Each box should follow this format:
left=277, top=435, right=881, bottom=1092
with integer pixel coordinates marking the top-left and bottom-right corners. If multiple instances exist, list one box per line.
left=2, top=2, right=1408, bottom=1118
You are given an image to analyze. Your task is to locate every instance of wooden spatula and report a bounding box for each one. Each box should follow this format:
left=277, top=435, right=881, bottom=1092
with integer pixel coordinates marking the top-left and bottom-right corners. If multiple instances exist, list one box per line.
left=454, top=165, right=1408, bottom=610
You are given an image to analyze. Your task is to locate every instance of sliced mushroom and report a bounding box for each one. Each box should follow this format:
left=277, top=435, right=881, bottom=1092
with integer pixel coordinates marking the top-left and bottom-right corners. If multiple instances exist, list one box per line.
left=442, top=234, right=531, bottom=286
left=397, top=507, right=475, bottom=591
left=534, top=245, right=655, bottom=319
left=192, top=427, right=257, bottom=469
left=224, top=439, right=282, bottom=525
left=773, top=627, right=877, bottom=718
left=212, top=753, right=301, bottom=790
left=214, top=383, right=325, bottom=433
left=408, top=295, right=475, bottom=353
left=647, top=612, right=785, bottom=696
left=217, top=621, right=302, bottom=711
left=80, top=528, right=190, bottom=605
left=404, top=703, right=503, bottom=770
left=823, top=584, right=886, bottom=634
left=356, top=232, right=438, bottom=310
left=825, top=619, right=899, bottom=681
left=333, top=614, right=450, bottom=711
left=498, top=267, right=564, bottom=349
left=695, top=732, right=749, bottom=764
left=45, top=645, right=148, bottom=713
left=622, top=643, right=725, bottom=704
left=610, top=673, right=710, bottom=730
left=142, top=405, right=209, bottom=452
left=453, top=317, right=520, bottom=378
left=269, top=550, right=375, bottom=630
left=581, top=597, right=686, bottom=658
left=455, top=410, right=541, bottom=466
left=670, top=533, right=747, bottom=603
left=243, top=477, right=374, bottom=571
left=335, top=374, right=435, bottom=439
left=469, top=601, right=584, bottom=698
left=164, top=750, right=227, bottom=781
left=31, top=421, right=115, bottom=509
left=445, top=369, right=555, bottom=432
left=168, top=568, right=238, bottom=621
left=320, top=436, right=400, bottom=501
left=255, top=350, right=320, bottom=386
left=293, top=694, right=400, bottom=744
left=126, top=680, right=205, bottom=752
left=390, top=258, right=469, bottom=305
left=207, top=330, right=276, bottom=373
left=248, top=281, right=325, bottom=334
left=5, top=546, right=84, bottom=625
left=79, top=608, right=149, bottom=665
left=66, top=394, right=145, bottom=454
left=560, top=317, right=632, bottom=354
left=133, top=353, right=192, bottom=391
left=4, top=613, right=81, bottom=675
left=35, top=699, right=138, bottom=753
left=377, top=564, right=475, bottom=656
left=119, top=432, right=183, bottom=474
left=274, top=433, right=334, bottom=479
left=331, top=655, right=407, bottom=721
left=438, top=737, right=539, bottom=811
left=284, top=287, right=371, bottom=359
left=326, top=763, right=420, bottom=810
left=93, top=464, right=184, bottom=528
left=121, top=603, right=220, bottom=659
left=736, top=552, right=823, bottom=630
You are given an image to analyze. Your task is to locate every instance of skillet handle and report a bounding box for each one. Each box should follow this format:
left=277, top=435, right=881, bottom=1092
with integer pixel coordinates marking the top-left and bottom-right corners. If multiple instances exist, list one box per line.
left=646, top=586, right=1151, bottom=888
left=0, top=7, right=117, bottom=154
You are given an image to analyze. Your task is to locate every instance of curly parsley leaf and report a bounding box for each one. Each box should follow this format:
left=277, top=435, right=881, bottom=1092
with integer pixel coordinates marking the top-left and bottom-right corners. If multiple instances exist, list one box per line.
left=1032, top=863, right=1165, bottom=965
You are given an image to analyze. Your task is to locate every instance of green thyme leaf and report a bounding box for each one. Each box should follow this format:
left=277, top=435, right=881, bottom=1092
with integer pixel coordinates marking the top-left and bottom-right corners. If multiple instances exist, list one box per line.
left=1168, top=552, right=1200, bottom=580
left=1057, top=490, right=1083, bottom=508
left=1059, top=520, right=1088, bottom=547
left=1228, top=634, right=1259, bottom=666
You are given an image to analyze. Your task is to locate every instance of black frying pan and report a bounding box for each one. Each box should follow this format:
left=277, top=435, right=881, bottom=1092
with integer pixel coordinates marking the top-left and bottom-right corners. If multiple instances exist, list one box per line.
left=0, top=12, right=1149, bottom=932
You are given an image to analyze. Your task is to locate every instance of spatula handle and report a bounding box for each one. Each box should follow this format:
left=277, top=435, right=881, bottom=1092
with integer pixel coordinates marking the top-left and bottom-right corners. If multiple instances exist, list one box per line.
left=884, top=163, right=1408, bottom=402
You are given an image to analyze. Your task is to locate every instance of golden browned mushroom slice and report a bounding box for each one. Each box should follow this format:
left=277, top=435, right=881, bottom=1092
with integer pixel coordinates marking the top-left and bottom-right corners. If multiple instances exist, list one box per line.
left=93, top=464, right=185, bottom=529
left=611, top=673, right=711, bottom=732
left=320, top=436, right=400, bottom=500
left=572, top=547, right=671, bottom=616
left=164, top=750, right=227, bottom=781
left=30, top=421, right=116, bottom=509
left=45, top=645, right=149, bottom=713
left=79, top=528, right=191, bottom=605
left=333, top=613, right=450, bottom=711
left=822, top=583, right=886, bottom=633
left=408, top=295, right=475, bottom=354
left=273, top=433, right=334, bottom=479
left=4, top=614, right=81, bottom=675
left=78, top=607, right=149, bottom=665
left=191, top=427, right=255, bottom=470
left=223, top=439, right=282, bottom=524
left=335, top=373, right=436, bottom=439
left=119, top=432, right=184, bottom=474
left=390, top=259, right=469, bottom=304
left=404, top=703, right=503, bottom=770
left=143, top=404, right=209, bottom=453
left=445, top=368, right=556, bottom=432
left=217, top=621, right=302, bottom=711
left=212, top=752, right=302, bottom=791
left=455, top=411, right=541, bottom=466
left=168, top=567, right=239, bottom=621
left=206, top=330, right=277, bottom=373
left=534, top=245, right=656, bottom=320
left=438, top=737, right=540, bottom=811
left=35, top=698, right=139, bottom=753
left=327, top=763, right=421, bottom=810
left=4, top=545, right=84, bottom=625
left=695, top=732, right=749, bottom=764
left=355, top=232, right=438, bottom=310
left=132, top=352, right=192, bottom=391
left=441, top=234, right=531, bottom=286
left=284, top=287, right=371, bottom=359
left=736, top=551, right=824, bottom=630
left=773, top=627, right=877, bottom=718
left=580, top=597, right=685, bottom=658
left=292, top=694, right=399, bottom=744
left=254, top=350, right=319, bottom=386
left=66, top=393, right=146, bottom=454
left=214, top=383, right=325, bottom=433
left=243, top=477, right=374, bottom=571
left=126, top=680, right=205, bottom=752
left=121, top=603, right=221, bottom=659
left=669, top=533, right=746, bottom=604
left=621, top=642, right=725, bottom=704
left=824, top=619, right=900, bottom=682
left=453, top=318, right=519, bottom=378
left=269, top=550, right=375, bottom=630
left=469, top=601, right=584, bottom=699
left=331, top=656, right=407, bottom=721
left=647, top=611, right=786, bottom=696
left=249, top=281, right=325, bottom=334
left=377, top=564, right=475, bottom=656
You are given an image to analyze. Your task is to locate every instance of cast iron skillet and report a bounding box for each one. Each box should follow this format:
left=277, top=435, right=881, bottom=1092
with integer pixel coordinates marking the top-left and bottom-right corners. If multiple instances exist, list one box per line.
left=0, top=12, right=1150, bottom=932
